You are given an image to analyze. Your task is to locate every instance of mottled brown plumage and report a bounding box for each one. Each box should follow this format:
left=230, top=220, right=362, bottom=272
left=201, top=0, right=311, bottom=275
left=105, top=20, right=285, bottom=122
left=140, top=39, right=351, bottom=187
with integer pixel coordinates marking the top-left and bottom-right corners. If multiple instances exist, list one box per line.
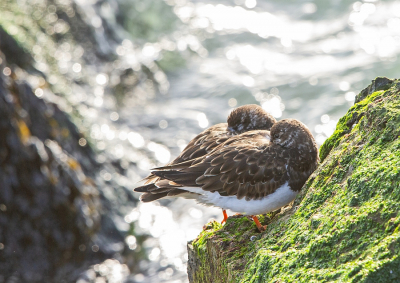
left=150, top=119, right=319, bottom=201
left=136, top=116, right=319, bottom=206
left=135, top=112, right=319, bottom=232
left=138, top=104, right=276, bottom=201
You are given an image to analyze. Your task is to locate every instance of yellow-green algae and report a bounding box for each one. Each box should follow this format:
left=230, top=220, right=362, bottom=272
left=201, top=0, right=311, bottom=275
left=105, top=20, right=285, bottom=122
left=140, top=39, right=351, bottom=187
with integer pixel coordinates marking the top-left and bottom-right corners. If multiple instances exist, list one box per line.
left=188, top=78, right=400, bottom=283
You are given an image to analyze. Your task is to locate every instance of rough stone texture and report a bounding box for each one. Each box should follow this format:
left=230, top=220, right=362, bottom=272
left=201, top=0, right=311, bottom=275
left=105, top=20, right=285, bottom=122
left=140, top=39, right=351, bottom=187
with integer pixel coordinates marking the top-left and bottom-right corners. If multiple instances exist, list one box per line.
left=0, top=26, right=138, bottom=282
left=188, top=77, right=400, bottom=283
left=0, top=54, right=103, bottom=281
left=0, top=0, right=155, bottom=280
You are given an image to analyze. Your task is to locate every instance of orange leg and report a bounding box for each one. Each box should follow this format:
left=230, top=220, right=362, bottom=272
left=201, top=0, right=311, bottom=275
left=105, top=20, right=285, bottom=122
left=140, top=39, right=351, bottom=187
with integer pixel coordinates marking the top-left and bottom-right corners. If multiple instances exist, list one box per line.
left=221, top=209, right=228, bottom=224
left=251, top=215, right=266, bottom=232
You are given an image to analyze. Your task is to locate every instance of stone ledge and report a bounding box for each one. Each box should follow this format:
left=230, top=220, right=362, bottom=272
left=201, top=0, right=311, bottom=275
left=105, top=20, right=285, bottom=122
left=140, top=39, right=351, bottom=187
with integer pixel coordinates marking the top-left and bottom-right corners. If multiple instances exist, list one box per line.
left=188, top=77, right=400, bottom=283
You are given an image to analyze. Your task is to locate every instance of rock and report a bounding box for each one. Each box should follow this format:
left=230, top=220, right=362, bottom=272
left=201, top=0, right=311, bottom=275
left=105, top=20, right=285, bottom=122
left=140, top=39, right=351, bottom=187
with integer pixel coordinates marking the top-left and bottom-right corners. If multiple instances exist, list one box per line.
left=0, top=55, right=102, bottom=281
left=0, top=31, right=138, bottom=281
left=354, top=77, right=394, bottom=104
left=0, top=0, right=158, bottom=280
left=188, top=78, right=400, bottom=283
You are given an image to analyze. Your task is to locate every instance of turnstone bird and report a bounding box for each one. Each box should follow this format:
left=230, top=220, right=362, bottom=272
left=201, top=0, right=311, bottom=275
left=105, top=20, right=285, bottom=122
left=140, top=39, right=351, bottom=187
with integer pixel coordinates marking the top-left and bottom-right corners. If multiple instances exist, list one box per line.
left=140, top=104, right=276, bottom=193
left=135, top=106, right=319, bottom=231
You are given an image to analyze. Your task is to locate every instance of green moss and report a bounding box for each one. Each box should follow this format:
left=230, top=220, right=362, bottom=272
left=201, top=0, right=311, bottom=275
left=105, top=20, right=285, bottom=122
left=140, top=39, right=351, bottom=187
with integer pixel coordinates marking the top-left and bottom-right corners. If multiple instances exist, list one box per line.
left=189, top=78, right=400, bottom=283
left=319, top=90, right=384, bottom=162
left=189, top=214, right=278, bottom=282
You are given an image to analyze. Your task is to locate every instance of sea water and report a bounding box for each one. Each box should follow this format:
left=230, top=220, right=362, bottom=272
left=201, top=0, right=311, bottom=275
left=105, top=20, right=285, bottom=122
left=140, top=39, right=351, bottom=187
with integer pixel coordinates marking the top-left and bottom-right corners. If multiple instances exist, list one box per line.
left=117, top=1, right=400, bottom=282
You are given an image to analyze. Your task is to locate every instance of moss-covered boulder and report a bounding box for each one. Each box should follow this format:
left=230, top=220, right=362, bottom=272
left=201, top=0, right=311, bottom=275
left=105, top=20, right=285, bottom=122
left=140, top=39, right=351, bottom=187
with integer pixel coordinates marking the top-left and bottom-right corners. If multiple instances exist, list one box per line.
left=188, top=77, right=400, bottom=283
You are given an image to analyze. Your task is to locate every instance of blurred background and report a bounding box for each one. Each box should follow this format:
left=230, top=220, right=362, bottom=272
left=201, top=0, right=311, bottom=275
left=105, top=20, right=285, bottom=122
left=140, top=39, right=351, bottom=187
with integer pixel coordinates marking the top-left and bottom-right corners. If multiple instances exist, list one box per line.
left=0, top=0, right=399, bottom=282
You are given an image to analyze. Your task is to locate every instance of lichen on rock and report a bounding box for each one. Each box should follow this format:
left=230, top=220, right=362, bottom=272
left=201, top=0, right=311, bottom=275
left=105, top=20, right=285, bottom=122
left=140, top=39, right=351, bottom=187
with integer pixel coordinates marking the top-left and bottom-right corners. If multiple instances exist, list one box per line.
left=188, top=77, right=400, bottom=283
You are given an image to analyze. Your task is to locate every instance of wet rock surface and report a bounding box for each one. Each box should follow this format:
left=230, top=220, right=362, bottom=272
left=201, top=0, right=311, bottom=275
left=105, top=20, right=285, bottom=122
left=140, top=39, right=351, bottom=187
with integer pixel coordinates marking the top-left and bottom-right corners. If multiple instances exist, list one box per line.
left=0, top=56, right=100, bottom=281
left=0, top=0, right=161, bottom=280
left=0, top=23, right=141, bottom=283
left=188, top=78, right=400, bottom=283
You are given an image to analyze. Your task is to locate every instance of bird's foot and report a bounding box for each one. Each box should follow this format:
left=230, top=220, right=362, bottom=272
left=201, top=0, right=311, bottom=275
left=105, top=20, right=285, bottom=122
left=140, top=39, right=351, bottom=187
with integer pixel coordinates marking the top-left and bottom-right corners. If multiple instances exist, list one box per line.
left=221, top=209, right=228, bottom=224
left=258, top=225, right=267, bottom=232
left=251, top=215, right=267, bottom=232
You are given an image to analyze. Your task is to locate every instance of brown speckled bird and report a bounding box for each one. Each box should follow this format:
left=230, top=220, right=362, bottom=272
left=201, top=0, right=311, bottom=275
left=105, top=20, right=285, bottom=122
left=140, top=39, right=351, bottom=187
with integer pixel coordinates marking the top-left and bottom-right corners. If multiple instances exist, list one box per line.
left=135, top=105, right=319, bottom=231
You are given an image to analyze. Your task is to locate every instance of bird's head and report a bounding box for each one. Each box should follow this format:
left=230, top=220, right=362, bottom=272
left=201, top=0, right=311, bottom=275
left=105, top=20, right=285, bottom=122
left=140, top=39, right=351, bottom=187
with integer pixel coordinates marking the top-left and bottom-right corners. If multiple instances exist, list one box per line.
left=270, top=118, right=316, bottom=150
left=227, top=104, right=276, bottom=133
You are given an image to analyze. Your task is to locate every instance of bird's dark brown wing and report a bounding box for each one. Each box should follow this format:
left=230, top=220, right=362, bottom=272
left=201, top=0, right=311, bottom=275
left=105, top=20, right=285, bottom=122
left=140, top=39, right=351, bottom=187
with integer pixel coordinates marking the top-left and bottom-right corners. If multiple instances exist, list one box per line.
left=152, top=132, right=289, bottom=201
left=177, top=123, right=231, bottom=162
left=142, top=123, right=231, bottom=185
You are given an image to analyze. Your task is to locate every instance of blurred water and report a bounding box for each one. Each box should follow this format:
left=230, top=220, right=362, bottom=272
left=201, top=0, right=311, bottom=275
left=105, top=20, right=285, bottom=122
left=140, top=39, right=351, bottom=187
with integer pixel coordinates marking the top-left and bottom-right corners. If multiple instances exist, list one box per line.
left=120, top=0, right=400, bottom=282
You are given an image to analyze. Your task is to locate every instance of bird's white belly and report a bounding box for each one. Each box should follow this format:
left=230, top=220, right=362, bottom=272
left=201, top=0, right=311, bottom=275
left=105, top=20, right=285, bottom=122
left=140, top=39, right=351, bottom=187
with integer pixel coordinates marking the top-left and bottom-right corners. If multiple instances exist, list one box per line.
left=182, top=182, right=297, bottom=215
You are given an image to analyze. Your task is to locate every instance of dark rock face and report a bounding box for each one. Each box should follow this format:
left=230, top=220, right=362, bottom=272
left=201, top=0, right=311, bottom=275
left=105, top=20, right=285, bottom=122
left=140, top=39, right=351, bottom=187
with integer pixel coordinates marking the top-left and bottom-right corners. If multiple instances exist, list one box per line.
left=0, top=55, right=105, bottom=281
left=355, top=77, right=394, bottom=103
left=0, top=0, right=155, bottom=280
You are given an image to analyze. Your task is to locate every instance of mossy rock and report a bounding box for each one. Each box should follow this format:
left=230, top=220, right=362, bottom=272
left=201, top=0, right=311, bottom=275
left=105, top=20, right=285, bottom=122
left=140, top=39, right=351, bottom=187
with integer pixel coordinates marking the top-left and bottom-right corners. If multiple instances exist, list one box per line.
left=187, top=77, right=400, bottom=283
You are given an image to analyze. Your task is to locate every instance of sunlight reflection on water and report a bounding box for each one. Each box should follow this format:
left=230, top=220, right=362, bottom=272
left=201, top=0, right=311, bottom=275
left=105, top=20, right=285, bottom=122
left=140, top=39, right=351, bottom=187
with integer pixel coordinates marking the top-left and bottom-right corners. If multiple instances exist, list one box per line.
left=123, top=0, right=400, bottom=281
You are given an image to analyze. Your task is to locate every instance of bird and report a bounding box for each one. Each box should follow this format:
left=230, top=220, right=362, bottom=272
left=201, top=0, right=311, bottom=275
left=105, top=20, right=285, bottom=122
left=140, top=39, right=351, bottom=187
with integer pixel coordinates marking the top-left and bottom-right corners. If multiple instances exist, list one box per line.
left=139, top=104, right=276, bottom=198
left=135, top=105, right=319, bottom=232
